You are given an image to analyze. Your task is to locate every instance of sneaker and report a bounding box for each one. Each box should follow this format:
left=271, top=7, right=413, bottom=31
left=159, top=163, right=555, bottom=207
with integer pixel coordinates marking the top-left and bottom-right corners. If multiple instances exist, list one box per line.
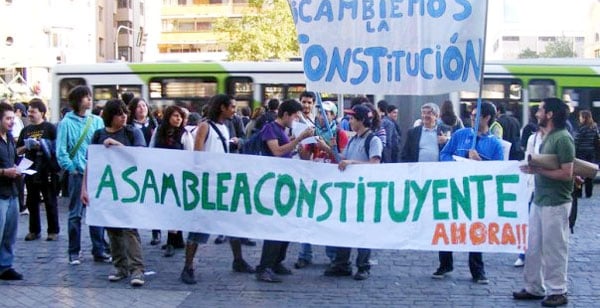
left=240, top=238, right=256, bottom=246
left=69, top=255, right=81, bottom=265
left=214, top=235, right=227, bottom=245
left=163, top=245, right=175, bottom=257
left=130, top=272, right=145, bottom=287
left=273, top=263, right=292, bottom=275
left=541, top=294, right=568, bottom=307
left=514, top=257, right=525, bottom=267
left=472, top=274, right=489, bottom=284
left=46, top=234, right=58, bottom=241
left=232, top=259, right=256, bottom=273
left=93, top=253, right=112, bottom=263
left=255, top=269, right=282, bottom=283
left=0, top=268, right=23, bottom=280
left=512, top=289, right=545, bottom=300
left=24, top=233, right=41, bottom=241
left=19, top=209, right=29, bottom=215
left=431, top=267, right=453, bottom=279
left=324, top=265, right=353, bottom=277
left=354, top=269, right=370, bottom=280
left=294, top=258, right=311, bottom=269
left=180, top=267, right=197, bottom=284
left=108, top=269, right=128, bottom=282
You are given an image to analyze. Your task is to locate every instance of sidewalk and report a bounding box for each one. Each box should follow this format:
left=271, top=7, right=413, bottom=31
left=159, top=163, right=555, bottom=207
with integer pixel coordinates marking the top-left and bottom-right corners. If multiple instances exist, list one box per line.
left=1, top=194, right=599, bottom=307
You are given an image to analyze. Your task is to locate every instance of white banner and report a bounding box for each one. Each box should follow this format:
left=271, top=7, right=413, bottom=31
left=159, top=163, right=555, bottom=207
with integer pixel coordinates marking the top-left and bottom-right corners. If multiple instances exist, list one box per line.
left=87, top=145, right=528, bottom=253
left=288, top=0, right=487, bottom=95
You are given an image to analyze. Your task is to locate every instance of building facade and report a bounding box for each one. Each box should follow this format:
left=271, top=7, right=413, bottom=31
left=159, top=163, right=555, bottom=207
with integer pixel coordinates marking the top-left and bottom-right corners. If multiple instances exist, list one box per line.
left=158, top=0, right=252, bottom=61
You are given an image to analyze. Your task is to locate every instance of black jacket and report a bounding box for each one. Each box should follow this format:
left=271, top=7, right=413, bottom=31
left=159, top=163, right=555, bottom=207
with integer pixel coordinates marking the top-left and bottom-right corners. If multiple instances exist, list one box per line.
left=401, top=124, right=451, bottom=163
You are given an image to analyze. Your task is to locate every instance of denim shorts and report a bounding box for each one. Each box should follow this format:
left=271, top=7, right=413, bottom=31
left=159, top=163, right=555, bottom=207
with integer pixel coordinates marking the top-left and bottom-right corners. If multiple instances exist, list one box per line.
left=187, top=232, right=210, bottom=244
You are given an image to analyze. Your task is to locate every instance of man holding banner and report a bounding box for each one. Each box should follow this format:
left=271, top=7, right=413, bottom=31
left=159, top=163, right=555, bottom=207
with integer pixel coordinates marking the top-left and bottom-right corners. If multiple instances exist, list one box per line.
left=324, top=105, right=382, bottom=281
left=255, top=99, right=315, bottom=283
left=513, top=98, right=574, bottom=307
left=432, top=101, right=503, bottom=284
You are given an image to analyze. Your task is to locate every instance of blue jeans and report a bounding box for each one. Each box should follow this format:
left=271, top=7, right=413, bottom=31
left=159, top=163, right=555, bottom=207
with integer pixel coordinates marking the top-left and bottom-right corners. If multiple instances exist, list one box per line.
left=0, top=196, right=18, bottom=273
left=298, top=243, right=336, bottom=262
left=68, top=173, right=105, bottom=257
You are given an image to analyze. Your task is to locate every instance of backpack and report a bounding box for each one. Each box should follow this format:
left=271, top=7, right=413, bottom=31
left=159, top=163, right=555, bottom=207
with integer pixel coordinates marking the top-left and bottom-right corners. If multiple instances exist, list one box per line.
left=242, top=122, right=283, bottom=156
left=92, top=125, right=136, bottom=146
left=347, top=131, right=376, bottom=158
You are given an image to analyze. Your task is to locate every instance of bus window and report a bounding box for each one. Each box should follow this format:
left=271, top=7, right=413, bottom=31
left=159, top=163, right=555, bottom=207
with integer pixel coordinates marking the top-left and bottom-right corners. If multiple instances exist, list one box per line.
left=148, top=77, right=217, bottom=114
left=286, top=85, right=306, bottom=99
left=529, top=79, right=555, bottom=101
left=93, top=85, right=142, bottom=107
left=263, top=85, right=284, bottom=101
left=226, top=77, right=253, bottom=110
left=59, top=78, right=86, bottom=110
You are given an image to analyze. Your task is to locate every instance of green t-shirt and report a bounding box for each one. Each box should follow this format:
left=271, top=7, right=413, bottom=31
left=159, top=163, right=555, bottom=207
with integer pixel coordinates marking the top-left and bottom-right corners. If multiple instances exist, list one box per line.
left=533, top=128, right=575, bottom=206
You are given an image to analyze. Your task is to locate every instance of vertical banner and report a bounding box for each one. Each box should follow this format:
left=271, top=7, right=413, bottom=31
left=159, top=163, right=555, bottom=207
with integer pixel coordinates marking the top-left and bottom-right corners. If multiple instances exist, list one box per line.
left=288, top=0, right=487, bottom=95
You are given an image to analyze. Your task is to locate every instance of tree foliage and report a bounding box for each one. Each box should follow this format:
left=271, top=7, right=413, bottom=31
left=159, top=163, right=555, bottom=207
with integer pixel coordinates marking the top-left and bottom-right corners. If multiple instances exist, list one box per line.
left=517, top=37, right=576, bottom=59
left=541, top=37, right=576, bottom=58
left=213, top=0, right=299, bottom=61
left=518, top=48, right=539, bottom=59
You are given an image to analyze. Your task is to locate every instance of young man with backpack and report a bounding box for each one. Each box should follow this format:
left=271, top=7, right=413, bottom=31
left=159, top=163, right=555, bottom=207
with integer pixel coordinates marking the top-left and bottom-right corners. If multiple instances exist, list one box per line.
left=255, top=99, right=314, bottom=283
left=325, top=104, right=383, bottom=281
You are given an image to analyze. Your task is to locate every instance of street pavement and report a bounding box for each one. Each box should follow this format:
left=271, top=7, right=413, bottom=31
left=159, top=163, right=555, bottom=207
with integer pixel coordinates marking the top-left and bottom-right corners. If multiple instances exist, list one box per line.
left=1, top=191, right=599, bottom=308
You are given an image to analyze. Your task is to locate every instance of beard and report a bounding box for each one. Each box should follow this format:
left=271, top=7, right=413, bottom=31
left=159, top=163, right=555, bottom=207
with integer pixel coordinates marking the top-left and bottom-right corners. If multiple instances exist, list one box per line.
left=538, top=117, right=548, bottom=128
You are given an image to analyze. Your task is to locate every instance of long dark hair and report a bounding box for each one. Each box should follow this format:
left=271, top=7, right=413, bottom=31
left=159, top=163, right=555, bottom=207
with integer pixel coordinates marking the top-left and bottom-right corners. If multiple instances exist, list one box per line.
left=155, top=105, right=186, bottom=148
left=440, top=100, right=458, bottom=126
left=127, top=97, right=157, bottom=128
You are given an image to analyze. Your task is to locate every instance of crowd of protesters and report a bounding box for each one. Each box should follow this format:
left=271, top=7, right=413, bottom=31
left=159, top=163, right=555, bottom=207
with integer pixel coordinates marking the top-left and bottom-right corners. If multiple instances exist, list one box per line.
left=0, top=89, right=587, bottom=307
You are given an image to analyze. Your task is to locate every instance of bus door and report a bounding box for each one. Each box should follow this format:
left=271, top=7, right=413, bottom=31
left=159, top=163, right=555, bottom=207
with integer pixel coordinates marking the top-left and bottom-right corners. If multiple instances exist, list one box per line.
left=562, top=87, right=600, bottom=127
left=226, top=77, right=253, bottom=112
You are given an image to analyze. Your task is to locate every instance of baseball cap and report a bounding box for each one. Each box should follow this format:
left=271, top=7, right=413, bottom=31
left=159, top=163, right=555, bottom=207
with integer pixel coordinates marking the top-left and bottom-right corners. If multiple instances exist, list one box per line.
left=318, top=101, right=338, bottom=116
left=344, top=105, right=373, bottom=121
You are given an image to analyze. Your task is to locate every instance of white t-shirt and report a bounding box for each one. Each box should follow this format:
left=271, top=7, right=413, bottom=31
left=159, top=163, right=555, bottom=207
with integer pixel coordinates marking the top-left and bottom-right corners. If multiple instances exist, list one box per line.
left=205, top=121, right=230, bottom=153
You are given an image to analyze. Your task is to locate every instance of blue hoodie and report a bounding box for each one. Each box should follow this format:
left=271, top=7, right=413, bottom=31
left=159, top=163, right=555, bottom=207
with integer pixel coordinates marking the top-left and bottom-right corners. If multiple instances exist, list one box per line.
left=56, top=111, right=104, bottom=173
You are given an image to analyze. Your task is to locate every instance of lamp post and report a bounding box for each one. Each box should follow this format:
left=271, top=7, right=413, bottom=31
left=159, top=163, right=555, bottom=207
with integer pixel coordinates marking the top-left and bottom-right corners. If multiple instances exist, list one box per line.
left=115, top=25, right=136, bottom=61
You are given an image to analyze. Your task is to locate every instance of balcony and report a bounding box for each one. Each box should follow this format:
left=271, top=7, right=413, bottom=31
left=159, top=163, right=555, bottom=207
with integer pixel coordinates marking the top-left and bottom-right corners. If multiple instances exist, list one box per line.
left=160, top=32, right=217, bottom=44
left=161, top=4, right=255, bottom=17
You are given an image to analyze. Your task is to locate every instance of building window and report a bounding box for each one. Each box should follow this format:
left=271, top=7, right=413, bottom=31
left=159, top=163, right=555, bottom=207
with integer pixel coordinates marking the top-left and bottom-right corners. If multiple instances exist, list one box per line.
left=118, top=0, right=131, bottom=8
left=118, top=46, right=131, bottom=61
left=178, top=0, right=186, bottom=5
left=595, top=49, right=600, bottom=58
left=140, top=2, right=144, bottom=15
left=98, top=38, right=104, bottom=57
left=98, top=6, right=103, bottom=22
left=117, top=21, right=133, bottom=29
left=575, top=37, right=584, bottom=42
left=539, top=36, right=556, bottom=42
left=5, top=0, right=12, bottom=4
left=502, top=36, right=519, bottom=42
left=596, top=33, right=600, bottom=42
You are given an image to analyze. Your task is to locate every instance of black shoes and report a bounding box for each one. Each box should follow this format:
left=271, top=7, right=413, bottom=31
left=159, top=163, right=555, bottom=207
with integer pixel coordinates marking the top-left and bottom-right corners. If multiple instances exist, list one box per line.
left=214, top=235, right=227, bottom=244
left=541, top=294, right=568, bottom=307
left=240, top=238, right=256, bottom=246
left=354, top=269, right=370, bottom=280
left=0, top=268, right=23, bottom=280
left=294, top=259, right=311, bottom=269
left=512, top=289, right=545, bottom=300
left=232, top=259, right=256, bottom=273
left=164, top=245, right=175, bottom=257
left=431, top=267, right=453, bottom=279
left=24, top=233, right=40, bottom=241
left=255, top=269, right=282, bottom=283
left=273, top=263, right=292, bottom=275
left=324, top=265, right=353, bottom=277
left=180, top=267, right=197, bottom=284
left=150, top=233, right=161, bottom=246
left=93, top=253, right=112, bottom=263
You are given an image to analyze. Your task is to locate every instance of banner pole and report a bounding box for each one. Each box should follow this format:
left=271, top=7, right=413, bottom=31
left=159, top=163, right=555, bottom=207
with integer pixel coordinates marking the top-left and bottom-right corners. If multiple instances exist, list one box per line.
left=472, top=0, right=490, bottom=149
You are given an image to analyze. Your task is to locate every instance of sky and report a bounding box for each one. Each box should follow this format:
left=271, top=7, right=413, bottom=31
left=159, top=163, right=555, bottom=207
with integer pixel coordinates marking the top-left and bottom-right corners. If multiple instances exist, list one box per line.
left=498, top=0, right=595, bottom=32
